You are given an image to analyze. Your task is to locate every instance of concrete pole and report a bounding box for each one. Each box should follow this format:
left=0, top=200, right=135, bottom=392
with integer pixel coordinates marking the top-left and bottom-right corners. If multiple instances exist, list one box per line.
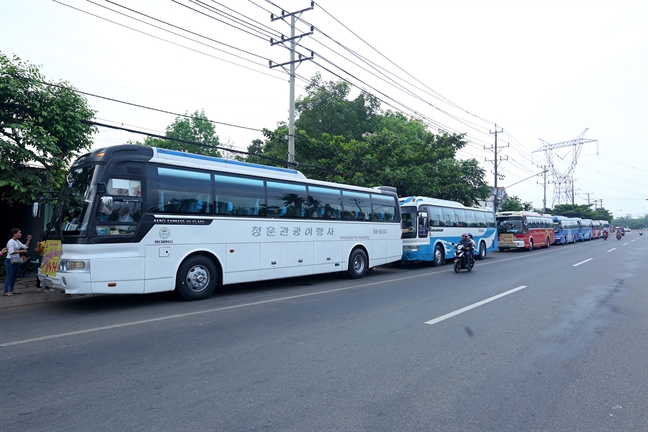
left=287, top=15, right=296, bottom=167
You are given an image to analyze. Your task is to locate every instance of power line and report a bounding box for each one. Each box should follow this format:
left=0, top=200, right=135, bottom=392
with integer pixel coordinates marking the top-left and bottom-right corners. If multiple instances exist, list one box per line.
left=53, top=0, right=287, bottom=82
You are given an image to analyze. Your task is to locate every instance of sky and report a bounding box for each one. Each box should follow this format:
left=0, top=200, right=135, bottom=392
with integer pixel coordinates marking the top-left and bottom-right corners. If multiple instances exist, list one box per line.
left=1, top=0, right=647, bottom=219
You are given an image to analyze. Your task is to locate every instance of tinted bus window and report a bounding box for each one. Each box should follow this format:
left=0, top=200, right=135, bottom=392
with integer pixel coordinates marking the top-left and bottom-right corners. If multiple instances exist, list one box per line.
left=146, top=166, right=212, bottom=214
left=214, top=174, right=265, bottom=216
left=267, top=181, right=308, bottom=218
left=342, top=191, right=371, bottom=220
left=371, top=193, right=396, bottom=221
left=307, top=186, right=342, bottom=219
left=428, top=206, right=443, bottom=226
left=442, top=207, right=456, bottom=227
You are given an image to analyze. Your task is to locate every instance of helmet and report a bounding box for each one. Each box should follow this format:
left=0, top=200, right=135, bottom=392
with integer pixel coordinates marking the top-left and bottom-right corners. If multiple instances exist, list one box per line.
left=467, top=232, right=473, bottom=236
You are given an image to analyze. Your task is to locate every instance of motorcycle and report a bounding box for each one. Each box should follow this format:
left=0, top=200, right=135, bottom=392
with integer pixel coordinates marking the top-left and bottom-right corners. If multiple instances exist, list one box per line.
left=602, top=231, right=608, bottom=240
left=640, top=230, right=643, bottom=236
left=453, top=243, right=475, bottom=273
left=616, top=231, right=622, bottom=240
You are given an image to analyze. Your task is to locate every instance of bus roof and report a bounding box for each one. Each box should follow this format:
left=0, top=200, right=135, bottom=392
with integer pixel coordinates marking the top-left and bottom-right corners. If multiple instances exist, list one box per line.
left=399, top=196, right=492, bottom=212
left=74, top=144, right=399, bottom=196
left=496, top=211, right=552, bottom=218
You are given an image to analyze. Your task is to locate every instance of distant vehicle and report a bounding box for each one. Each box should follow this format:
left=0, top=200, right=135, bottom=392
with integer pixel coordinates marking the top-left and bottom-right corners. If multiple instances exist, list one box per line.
left=579, top=218, right=594, bottom=241
left=599, top=220, right=610, bottom=238
left=496, top=211, right=554, bottom=251
left=625, top=227, right=632, bottom=233
left=553, top=215, right=579, bottom=244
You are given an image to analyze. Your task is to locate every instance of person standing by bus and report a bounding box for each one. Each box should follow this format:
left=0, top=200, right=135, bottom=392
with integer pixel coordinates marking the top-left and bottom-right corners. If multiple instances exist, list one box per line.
left=4, top=228, right=32, bottom=296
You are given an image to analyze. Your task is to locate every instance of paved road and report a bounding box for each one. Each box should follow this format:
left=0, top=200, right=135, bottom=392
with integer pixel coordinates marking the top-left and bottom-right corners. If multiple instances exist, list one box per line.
left=1, top=235, right=646, bottom=431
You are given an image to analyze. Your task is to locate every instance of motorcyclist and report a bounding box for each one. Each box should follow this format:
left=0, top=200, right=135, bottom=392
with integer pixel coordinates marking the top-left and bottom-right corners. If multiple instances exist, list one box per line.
left=467, top=232, right=477, bottom=261
left=458, top=233, right=475, bottom=267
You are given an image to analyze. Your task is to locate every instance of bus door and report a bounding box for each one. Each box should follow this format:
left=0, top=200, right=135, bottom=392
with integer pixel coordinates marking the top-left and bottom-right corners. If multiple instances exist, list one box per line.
left=417, top=206, right=428, bottom=238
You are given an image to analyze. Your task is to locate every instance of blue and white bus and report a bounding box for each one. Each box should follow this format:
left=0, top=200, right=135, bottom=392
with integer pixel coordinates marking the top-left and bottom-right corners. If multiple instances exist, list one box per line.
left=579, top=218, right=594, bottom=241
left=36, top=145, right=403, bottom=300
left=552, top=215, right=579, bottom=244
left=399, top=196, right=497, bottom=266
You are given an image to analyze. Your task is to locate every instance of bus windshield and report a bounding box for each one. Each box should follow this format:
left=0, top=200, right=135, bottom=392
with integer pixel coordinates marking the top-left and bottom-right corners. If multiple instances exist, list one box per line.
left=51, top=164, right=102, bottom=239
left=401, top=206, right=416, bottom=238
left=498, top=217, right=523, bottom=234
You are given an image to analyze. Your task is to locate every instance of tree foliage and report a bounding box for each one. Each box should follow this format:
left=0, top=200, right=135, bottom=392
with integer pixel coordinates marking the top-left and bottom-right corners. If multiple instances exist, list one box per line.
left=551, top=204, right=613, bottom=221
left=0, top=52, right=97, bottom=205
left=498, top=195, right=534, bottom=212
left=138, top=109, right=221, bottom=157
left=246, top=75, right=491, bottom=206
left=295, top=72, right=380, bottom=142
left=612, top=214, right=646, bottom=229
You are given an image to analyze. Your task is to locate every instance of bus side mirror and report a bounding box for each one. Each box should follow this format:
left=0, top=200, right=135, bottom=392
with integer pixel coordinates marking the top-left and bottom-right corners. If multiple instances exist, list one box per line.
left=32, top=202, right=40, bottom=218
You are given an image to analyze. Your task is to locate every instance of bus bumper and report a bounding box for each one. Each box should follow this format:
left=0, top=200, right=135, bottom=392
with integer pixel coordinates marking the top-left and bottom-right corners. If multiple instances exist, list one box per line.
left=498, top=240, right=525, bottom=249
left=40, top=271, right=93, bottom=295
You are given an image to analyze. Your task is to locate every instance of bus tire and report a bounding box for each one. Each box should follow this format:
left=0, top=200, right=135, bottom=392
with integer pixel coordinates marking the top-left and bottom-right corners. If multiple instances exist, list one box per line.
left=528, top=239, right=534, bottom=251
left=432, top=244, right=444, bottom=267
left=477, top=241, right=487, bottom=260
left=347, top=248, right=368, bottom=279
left=175, top=255, right=218, bottom=301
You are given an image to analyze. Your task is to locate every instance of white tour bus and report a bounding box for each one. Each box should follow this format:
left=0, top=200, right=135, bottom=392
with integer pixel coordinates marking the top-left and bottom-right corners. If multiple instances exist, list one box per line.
left=37, top=145, right=402, bottom=300
left=399, top=196, right=498, bottom=266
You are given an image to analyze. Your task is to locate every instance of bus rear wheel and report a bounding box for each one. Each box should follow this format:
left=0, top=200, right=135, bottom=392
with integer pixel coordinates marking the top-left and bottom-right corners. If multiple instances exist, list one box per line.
left=176, top=255, right=218, bottom=301
left=347, top=248, right=368, bottom=279
left=432, top=244, right=444, bottom=267
left=477, top=241, right=487, bottom=260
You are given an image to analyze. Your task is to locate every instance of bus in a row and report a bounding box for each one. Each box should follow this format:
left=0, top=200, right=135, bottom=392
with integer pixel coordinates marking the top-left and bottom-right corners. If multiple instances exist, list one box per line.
left=36, top=145, right=403, bottom=300
left=399, top=196, right=498, bottom=266
left=496, top=211, right=554, bottom=251
left=552, top=217, right=610, bottom=244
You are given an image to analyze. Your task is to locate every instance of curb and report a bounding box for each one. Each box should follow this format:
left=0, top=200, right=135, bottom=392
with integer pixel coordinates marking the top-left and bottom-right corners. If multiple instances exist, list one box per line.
left=1, top=272, right=75, bottom=309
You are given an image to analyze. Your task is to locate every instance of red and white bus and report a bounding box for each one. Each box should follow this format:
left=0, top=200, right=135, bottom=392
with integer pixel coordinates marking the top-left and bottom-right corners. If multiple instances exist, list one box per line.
left=496, top=211, right=555, bottom=251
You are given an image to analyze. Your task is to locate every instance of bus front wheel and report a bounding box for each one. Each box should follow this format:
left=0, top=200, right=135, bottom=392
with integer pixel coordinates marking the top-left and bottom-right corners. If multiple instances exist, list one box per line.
left=432, top=244, right=444, bottom=267
left=347, top=249, right=368, bottom=279
left=176, top=255, right=218, bottom=301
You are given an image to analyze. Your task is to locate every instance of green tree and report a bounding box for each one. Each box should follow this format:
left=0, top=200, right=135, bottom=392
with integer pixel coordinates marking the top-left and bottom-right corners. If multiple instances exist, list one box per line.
left=295, top=72, right=380, bottom=142
left=499, top=195, right=534, bottom=211
left=139, top=109, right=221, bottom=157
left=553, top=204, right=595, bottom=219
left=248, top=79, right=491, bottom=206
left=0, top=52, right=97, bottom=205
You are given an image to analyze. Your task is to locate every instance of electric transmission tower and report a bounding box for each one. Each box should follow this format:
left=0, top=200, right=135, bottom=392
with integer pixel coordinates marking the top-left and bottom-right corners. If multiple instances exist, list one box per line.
left=533, top=128, right=598, bottom=206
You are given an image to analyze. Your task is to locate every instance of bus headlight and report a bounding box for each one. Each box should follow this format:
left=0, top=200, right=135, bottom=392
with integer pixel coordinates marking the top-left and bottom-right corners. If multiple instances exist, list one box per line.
left=59, top=260, right=89, bottom=272
left=403, top=245, right=419, bottom=251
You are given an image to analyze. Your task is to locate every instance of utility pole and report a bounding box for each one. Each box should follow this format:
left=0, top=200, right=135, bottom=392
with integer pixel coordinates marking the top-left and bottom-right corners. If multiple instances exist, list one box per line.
left=541, top=166, right=548, bottom=213
left=269, top=2, right=314, bottom=167
left=485, top=124, right=507, bottom=212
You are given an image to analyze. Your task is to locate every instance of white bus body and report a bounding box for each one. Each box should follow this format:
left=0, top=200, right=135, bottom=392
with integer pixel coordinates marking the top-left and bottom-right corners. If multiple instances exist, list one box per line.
left=39, top=146, right=402, bottom=300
